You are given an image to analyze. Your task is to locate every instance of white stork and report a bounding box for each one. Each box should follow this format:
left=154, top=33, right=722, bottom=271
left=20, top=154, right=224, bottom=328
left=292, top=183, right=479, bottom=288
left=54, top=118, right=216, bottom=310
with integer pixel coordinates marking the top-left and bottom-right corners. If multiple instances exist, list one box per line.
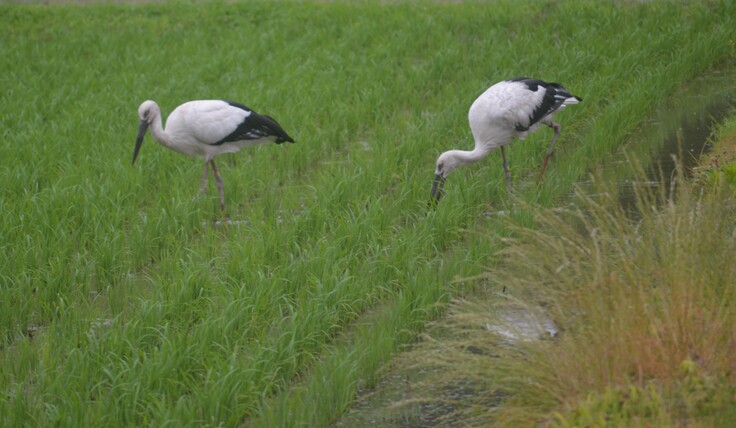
left=133, top=100, right=294, bottom=217
left=430, top=77, right=581, bottom=203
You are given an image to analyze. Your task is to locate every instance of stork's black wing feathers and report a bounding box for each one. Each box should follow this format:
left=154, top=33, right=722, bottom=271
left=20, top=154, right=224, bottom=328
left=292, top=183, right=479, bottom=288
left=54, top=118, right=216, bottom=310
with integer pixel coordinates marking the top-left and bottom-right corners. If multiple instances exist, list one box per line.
left=509, top=77, right=581, bottom=132
left=215, top=101, right=295, bottom=145
left=258, top=113, right=295, bottom=144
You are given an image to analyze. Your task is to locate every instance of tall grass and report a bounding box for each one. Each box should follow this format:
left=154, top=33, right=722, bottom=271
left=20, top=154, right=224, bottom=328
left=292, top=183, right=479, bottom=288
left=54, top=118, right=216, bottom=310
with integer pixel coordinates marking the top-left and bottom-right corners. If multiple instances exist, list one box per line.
left=1, top=1, right=735, bottom=426
left=398, top=159, right=736, bottom=426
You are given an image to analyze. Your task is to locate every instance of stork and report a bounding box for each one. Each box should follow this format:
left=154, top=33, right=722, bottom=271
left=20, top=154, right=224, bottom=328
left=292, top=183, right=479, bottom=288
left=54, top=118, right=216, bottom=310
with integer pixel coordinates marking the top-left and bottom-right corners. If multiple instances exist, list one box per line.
left=430, top=77, right=581, bottom=203
left=133, top=100, right=294, bottom=218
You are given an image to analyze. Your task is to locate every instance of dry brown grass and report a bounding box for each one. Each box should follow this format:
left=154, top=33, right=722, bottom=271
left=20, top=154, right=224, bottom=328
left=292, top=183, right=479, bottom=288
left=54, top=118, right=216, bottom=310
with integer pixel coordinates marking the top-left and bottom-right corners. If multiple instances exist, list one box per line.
left=401, top=158, right=736, bottom=426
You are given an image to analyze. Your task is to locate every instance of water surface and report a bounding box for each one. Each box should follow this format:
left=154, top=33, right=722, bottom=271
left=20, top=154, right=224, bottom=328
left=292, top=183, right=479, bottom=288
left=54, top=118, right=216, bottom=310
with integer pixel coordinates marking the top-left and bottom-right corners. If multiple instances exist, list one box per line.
left=571, top=66, right=736, bottom=211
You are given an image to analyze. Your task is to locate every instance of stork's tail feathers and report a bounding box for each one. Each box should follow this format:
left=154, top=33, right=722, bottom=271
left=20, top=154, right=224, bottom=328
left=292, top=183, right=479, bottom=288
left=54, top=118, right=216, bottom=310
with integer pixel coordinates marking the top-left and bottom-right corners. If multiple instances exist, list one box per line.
left=548, top=82, right=582, bottom=105
left=276, top=135, right=295, bottom=144
left=563, top=95, right=583, bottom=105
left=262, top=114, right=295, bottom=144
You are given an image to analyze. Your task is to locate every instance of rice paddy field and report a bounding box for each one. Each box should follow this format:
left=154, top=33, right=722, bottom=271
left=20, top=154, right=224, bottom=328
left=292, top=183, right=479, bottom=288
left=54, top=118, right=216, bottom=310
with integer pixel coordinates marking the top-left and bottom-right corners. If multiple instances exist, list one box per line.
left=1, top=1, right=735, bottom=426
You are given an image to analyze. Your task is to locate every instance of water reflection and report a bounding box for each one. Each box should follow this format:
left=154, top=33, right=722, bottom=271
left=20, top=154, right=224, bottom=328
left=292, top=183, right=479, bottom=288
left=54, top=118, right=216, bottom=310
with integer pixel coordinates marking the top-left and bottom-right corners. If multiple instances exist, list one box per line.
left=570, top=68, right=736, bottom=213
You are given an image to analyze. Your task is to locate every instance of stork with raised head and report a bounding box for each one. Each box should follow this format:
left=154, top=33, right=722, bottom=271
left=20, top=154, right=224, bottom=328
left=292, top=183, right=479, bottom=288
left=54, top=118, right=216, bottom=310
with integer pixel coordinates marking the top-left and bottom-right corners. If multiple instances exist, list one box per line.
left=430, top=77, right=581, bottom=203
left=134, top=100, right=294, bottom=218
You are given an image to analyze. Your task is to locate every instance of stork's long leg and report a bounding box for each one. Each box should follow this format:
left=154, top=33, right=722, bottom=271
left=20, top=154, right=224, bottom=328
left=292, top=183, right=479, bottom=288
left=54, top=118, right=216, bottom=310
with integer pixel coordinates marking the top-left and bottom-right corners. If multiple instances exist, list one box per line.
left=200, top=161, right=209, bottom=194
left=501, top=146, right=512, bottom=193
left=210, top=160, right=229, bottom=220
left=539, top=121, right=561, bottom=180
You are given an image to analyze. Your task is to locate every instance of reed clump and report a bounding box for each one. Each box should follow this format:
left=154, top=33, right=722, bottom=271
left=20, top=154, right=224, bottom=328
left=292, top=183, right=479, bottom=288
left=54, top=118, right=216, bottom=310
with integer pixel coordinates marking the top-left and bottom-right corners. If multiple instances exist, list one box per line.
left=403, top=159, right=736, bottom=426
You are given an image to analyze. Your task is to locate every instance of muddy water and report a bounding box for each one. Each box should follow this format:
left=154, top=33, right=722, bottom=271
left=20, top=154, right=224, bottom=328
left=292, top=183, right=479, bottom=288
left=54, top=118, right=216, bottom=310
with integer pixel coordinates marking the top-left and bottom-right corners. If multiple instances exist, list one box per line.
left=571, top=66, right=736, bottom=211
left=335, top=66, right=736, bottom=428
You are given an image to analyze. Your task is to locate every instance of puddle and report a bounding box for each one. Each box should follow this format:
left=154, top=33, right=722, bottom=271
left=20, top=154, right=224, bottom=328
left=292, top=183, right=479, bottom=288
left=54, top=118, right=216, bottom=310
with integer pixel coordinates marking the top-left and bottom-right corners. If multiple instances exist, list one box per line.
left=209, top=219, right=250, bottom=227
left=484, top=307, right=557, bottom=343
left=335, top=368, right=494, bottom=428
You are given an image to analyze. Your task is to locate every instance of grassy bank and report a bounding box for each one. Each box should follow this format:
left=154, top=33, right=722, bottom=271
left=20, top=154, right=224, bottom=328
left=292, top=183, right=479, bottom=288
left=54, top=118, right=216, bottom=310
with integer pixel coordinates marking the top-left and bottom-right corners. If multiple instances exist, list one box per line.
left=695, top=111, right=736, bottom=191
left=1, top=1, right=735, bottom=426
left=497, top=159, right=735, bottom=426
left=376, top=111, right=736, bottom=426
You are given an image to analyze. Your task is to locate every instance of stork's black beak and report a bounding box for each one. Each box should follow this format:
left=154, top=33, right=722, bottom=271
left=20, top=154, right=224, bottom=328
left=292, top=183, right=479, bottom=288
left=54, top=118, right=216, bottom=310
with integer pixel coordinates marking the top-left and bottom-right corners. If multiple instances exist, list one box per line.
left=429, top=174, right=446, bottom=205
left=132, top=119, right=149, bottom=165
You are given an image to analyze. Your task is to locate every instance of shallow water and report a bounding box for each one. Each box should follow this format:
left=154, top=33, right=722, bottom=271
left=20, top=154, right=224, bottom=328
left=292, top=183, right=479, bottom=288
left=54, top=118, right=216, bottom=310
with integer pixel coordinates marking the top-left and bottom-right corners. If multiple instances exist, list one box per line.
left=571, top=66, right=736, bottom=211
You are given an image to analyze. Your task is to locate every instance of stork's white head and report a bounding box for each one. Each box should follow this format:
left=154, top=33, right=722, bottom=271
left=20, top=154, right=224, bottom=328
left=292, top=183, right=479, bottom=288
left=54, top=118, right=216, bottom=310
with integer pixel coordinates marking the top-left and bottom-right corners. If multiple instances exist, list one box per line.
left=434, top=151, right=464, bottom=179
left=137, top=100, right=160, bottom=125
left=133, top=100, right=160, bottom=165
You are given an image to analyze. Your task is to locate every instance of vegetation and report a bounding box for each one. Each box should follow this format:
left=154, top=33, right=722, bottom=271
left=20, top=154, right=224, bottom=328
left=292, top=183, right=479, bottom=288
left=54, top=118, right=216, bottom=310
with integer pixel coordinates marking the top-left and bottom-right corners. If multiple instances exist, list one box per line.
left=695, top=112, right=736, bottom=192
left=375, top=113, right=736, bottom=427
left=1, top=1, right=735, bottom=426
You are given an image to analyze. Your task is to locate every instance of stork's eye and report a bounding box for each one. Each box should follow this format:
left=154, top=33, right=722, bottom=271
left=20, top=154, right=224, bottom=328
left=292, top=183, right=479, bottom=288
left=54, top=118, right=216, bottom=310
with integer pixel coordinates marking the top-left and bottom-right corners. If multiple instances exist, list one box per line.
left=438, top=162, right=444, bottom=171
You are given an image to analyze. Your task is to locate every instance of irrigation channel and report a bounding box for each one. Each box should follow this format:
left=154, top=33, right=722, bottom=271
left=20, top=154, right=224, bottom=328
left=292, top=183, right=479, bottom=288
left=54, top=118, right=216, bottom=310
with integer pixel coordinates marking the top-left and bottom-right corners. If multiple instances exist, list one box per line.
left=334, top=66, right=736, bottom=427
left=571, top=66, right=736, bottom=212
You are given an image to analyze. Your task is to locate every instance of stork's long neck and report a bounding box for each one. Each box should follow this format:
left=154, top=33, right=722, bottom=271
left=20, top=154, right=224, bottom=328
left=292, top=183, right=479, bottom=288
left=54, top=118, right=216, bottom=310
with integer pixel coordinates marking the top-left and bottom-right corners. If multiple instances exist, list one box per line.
left=148, top=110, right=172, bottom=148
left=451, top=145, right=494, bottom=166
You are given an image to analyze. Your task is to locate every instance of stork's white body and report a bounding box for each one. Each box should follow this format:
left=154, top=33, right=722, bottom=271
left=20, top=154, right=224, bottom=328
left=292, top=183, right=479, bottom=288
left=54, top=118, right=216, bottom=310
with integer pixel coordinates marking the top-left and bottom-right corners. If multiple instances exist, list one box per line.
left=134, top=99, right=294, bottom=218
left=140, top=100, right=291, bottom=161
left=430, top=77, right=581, bottom=202
left=470, top=79, right=576, bottom=146
left=158, top=101, right=258, bottom=160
